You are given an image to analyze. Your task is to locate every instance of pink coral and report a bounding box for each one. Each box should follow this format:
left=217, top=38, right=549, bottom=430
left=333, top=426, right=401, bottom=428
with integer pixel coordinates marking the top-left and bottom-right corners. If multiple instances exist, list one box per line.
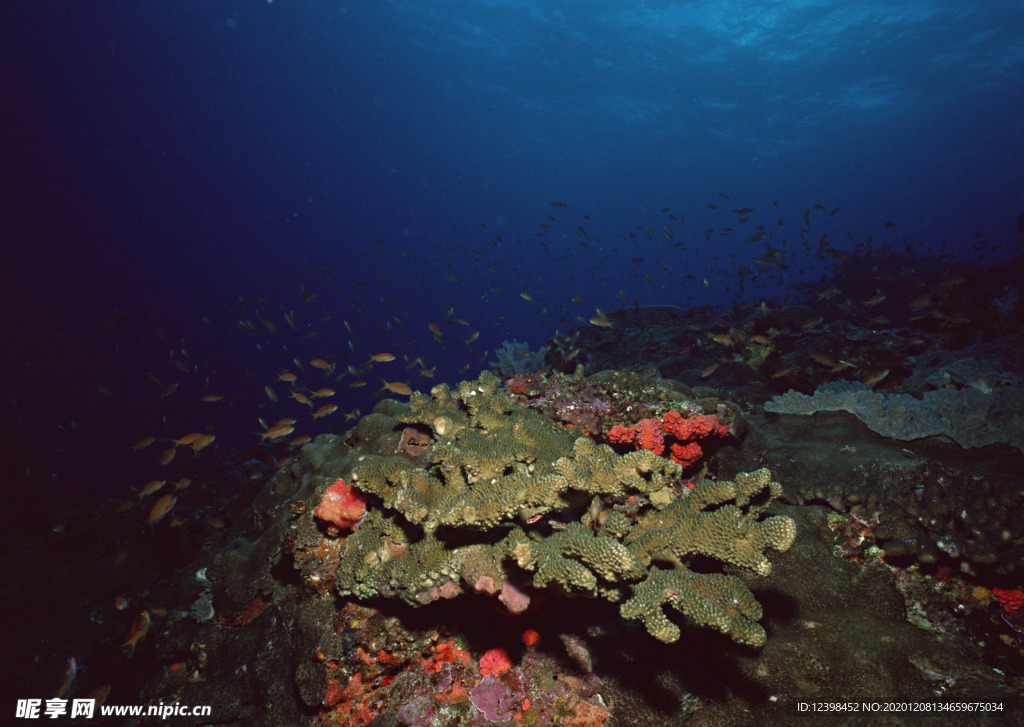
left=314, top=478, right=367, bottom=534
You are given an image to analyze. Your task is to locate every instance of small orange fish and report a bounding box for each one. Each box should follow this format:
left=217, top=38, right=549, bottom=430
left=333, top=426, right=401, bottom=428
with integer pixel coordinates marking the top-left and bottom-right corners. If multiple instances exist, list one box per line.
left=428, top=322, right=442, bottom=337
left=174, top=478, right=192, bottom=491
left=264, top=386, right=278, bottom=402
left=419, top=366, right=436, bottom=378
left=750, top=335, right=772, bottom=345
left=291, top=391, right=310, bottom=404
left=200, top=394, right=224, bottom=402
left=122, top=610, right=150, bottom=657
left=908, top=293, right=933, bottom=310
left=312, top=387, right=336, bottom=398
left=158, top=448, right=176, bottom=466
left=809, top=353, right=835, bottom=367
left=132, top=436, right=157, bottom=452
left=381, top=380, right=413, bottom=396
left=711, top=333, right=735, bottom=347
left=370, top=353, right=396, bottom=362
left=310, top=358, right=333, bottom=373
left=802, top=316, right=824, bottom=330
left=862, top=369, right=890, bottom=387
left=275, top=417, right=298, bottom=426
left=259, top=424, right=295, bottom=440
left=312, top=404, right=339, bottom=419
left=589, top=316, right=613, bottom=328
left=189, top=434, right=215, bottom=453
left=464, top=331, right=480, bottom=344
left=277, top=372, right=297, bottom=383
left=136, top=480, right=166, bottom=500
left=146, top=495, right=177, bottom=527
left=289, top=435, right=312, bottom=447
left=520, top=292, right=535, bottom=302
left=701, top=363, right=719, bottom=378
left=349, top=379, right=368, bottom=388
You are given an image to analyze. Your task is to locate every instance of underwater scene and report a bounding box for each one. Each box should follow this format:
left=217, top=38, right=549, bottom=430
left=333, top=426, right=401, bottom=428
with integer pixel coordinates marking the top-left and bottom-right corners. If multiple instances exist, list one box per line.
left=2, top=1, right=1024, bottom=725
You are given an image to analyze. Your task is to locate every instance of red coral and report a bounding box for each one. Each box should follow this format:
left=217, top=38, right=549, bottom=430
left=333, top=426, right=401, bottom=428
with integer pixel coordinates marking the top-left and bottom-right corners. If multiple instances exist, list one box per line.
left=606, top=411, right=729, bottom=468
left=633, top=418, right=665, bottom=456
left=669, top=441, right=704, bottom=469
left=605, top=424, right=634, bottom=446
left=479, top=647, right=512, bottom=677
left=661, top=411, right=728, bottom=440
left=993, top=587, right=1024, bottom=613
left=314, top=478, right=367, bottom=534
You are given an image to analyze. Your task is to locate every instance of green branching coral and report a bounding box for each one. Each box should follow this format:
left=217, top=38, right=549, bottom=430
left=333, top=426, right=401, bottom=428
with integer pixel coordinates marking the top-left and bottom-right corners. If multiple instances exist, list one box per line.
left=316, top=372, right=795, bottom=647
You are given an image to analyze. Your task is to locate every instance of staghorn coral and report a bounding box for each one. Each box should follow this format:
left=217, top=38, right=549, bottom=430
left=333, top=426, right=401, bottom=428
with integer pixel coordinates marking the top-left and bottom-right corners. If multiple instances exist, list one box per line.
left=299, top=372, right=795, bottom=646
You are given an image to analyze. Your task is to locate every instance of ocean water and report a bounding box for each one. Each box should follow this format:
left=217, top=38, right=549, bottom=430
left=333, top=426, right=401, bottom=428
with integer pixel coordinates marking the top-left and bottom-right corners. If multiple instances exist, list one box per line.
left=2, top=0, right=1022, bottom=530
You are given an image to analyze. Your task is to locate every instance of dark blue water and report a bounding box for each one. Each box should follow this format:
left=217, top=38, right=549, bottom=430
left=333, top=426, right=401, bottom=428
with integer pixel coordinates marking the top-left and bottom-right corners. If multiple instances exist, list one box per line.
left=3, top=0, right=1022, bottom=532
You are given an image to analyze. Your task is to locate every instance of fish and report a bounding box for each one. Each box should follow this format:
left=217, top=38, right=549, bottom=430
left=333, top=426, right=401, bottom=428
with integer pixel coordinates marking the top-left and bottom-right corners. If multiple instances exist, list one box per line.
left=419, top=366, right=436, bottom=377
left=131, top=437, right=156, bottom=452
left=802, top=316, right=824, bottom=329
left=121, top=610, right=151, bottom=657
left=259, top=423, right=295, bottom=441
left=428, top=322, right=442, bottom=337
left=136, top=480, right=167, bottom=500
left=277, top=372, right=298, bottom=383
left=189, top=434, right=215, bottom=453
left=158, top=448, right=176, bottom=466
left=370, top=353, right=396, bottom=362
left=750, top=335, right=772, bottom=345
left=862, top=369, right=890, bottom=387
left=711, top=333, right=735, bottom=347
left=291, top=391, right=310, bottom=404
left=343, top=408, right=361, bottom=421
left=53, top=657, right=77, bottom=699
left=173, top=478, right=192, bottom=490
left=201, top=394, right=224, bottom=402
left=264, top=386, right=278, bottom=403
left=862, top=293, right=887, bottom=307
left=310, top=358, right=333, bottom=372
left=84, top=685, right=111, bottom=709
left=381, top=380, right=413, bottom=396
left=312, top=404, right=339, bottom=419
left=734, top=207, right=755, bottom=215
left=589, top=316, right=613, bottom=328
left=349, top=379, right=367, bottom=388
left=520, top=292, right=535, bottom=302
left=701, top=363, right=719, bottom=378
left=312, top=387, right=335, bottom=398
left=146, top=495, right=177, bottom=527
left=289, top=435, right=312, bottom=447
left=809, top=353, right=835, bottom=367
left=464, top=331, right=480, bottom=344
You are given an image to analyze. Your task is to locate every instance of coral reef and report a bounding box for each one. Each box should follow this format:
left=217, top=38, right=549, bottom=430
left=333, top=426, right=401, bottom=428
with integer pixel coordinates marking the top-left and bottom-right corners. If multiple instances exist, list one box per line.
left=764, top=379, right=1024, bottom=454
left=292, top=372, right=794, bottom=646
